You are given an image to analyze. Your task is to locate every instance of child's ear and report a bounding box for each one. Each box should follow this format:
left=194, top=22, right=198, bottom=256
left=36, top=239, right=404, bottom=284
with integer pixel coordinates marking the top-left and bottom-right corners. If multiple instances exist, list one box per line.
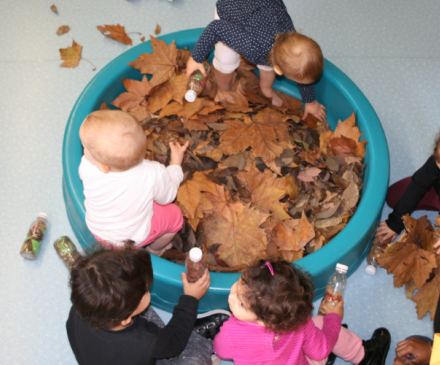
left=120, top=317, right=132, bottom=327
left=98, top=163, right=111, bottom=174
left=274, top=65, right=283, bottom=76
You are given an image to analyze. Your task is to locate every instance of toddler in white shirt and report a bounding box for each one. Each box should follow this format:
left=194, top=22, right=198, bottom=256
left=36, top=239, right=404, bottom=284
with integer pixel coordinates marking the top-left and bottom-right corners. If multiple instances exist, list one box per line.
left=79, top=110, right=188, bottom=255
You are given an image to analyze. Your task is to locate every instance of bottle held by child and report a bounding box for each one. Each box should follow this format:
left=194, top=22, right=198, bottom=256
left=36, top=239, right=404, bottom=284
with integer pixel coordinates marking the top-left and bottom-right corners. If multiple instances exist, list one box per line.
left=185, top=247, right=207, bottom=283
left=318, top=263, right=348, bottom=315
left=54, top=236, right=80, bottom=270
left=185, top=62, right=211, bottom=102
left=365, top=240, right=388, bottom=275
left=20, top=213, right=48, bottom=260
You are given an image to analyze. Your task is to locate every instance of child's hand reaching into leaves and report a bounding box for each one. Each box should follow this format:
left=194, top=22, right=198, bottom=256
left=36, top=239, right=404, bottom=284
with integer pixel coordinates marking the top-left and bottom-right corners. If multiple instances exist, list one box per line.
left=169, top=140, right=189, bottom=166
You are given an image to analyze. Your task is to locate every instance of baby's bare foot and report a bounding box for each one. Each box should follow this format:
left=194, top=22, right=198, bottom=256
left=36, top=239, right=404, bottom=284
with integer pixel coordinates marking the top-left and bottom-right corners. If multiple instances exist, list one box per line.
left=261, top=87, right=283, bottom=107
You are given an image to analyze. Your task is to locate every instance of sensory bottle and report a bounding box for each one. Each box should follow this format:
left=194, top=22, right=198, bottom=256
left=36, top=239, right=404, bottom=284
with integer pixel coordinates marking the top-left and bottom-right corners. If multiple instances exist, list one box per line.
left=20, top=213, right=48, bottom=260
left=318, top=263, right=348, bottom=315
left=185, top=62, right=211, bottom=102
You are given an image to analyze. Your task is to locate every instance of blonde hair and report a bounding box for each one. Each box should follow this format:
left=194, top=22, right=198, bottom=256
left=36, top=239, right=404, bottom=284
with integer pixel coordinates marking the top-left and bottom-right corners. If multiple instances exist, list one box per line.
left=270, top=32, right=324, bottom=83
left=434, top=132, right=440, bottom=164
left=80, top=110, right=146, bottom=171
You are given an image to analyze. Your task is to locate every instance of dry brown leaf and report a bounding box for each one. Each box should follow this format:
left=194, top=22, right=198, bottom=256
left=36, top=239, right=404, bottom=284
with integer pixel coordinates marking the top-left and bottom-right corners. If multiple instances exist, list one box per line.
left=215, top=82, right=252, bottom=113
left=59, top=40, right=82, bottom=68
left=377, top=241, right=437, bottom=289
left=412, top=269, right=440, bottom=319
left=155, top=24, right=161, bottom=35
left=111, top=76, right=152, bottom=121
left=56, top=25, right=70, bottom=35
left=50, top=4, right=58, bottom=14
left=203, top=206, right=271, bottom=267
left=128, top=36, right=178, bottom=87
left=273, top=212, right=315, bottom=251
left=97, top=24, right=133, bottom=45
left=177, top=171, right=219, bottom=219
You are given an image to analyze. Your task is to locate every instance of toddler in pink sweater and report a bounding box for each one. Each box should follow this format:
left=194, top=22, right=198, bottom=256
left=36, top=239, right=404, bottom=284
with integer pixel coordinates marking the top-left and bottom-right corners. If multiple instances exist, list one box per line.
left=213, top=259, right=391, bottom=365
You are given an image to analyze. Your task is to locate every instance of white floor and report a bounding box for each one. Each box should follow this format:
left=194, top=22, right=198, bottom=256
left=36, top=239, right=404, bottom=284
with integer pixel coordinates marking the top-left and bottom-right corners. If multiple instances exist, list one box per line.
left=1, top=0, right=440, bottom=364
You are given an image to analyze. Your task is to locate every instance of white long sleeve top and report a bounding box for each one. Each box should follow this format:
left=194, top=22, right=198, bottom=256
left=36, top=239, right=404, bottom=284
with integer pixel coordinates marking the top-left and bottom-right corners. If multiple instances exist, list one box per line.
left=79, top=156, right=184, bottom=246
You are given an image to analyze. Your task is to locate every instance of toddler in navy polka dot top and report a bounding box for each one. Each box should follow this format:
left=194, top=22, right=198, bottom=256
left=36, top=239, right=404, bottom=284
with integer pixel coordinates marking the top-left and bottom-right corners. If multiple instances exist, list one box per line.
left=186, top=0, right=327, bottom=122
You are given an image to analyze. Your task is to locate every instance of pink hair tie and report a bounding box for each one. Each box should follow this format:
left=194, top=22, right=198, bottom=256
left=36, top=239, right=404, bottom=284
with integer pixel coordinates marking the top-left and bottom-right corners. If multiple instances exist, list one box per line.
left=266, top=262, right=274, bottom=276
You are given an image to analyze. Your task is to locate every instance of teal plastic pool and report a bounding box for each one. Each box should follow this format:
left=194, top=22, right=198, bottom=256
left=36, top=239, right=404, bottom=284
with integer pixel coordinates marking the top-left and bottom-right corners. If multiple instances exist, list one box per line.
left=62, top=28, right=389, bottom=312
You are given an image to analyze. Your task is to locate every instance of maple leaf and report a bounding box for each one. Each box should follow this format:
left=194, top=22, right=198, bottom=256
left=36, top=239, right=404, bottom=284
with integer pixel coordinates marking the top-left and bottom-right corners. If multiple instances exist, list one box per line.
left=155, top=24, right=161, bottom=35
left=56, top=25, right=70, bottom=35
left=203, top=206, right=271, bottom=267
left=205, top=185, right=246, bottom=223
left=147, top=74, right=187, bottom=113
left=50, top=4, right=58, bottom=14
left=219, top=114, right=284, bottom=166
left=59, top=40, right=82, bottom=68
left=97, top=24, right=133, bottom=45
left=177, top=171, right=219, bottom=219
left=377, top=240, right=437, bottom=289
left=402, top=214, right=438, bottom=253
left=141, top=36, right=146, bottom=43
left=412, top=268, right=440, bottom=319
left=272, top=213, right=315, bottom=251
left=111, top=76, right=153, bottom=121
left=329, top=135, right=358, bottom=156
left=128, top=36, right=178, bottom=87
left=237, top=164, right=289, bottom=220
left=215, top=82, right=252, bottom=112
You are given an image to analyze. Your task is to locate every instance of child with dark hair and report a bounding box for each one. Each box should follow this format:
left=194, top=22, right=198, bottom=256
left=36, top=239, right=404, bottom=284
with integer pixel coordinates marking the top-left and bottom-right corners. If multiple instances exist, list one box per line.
left=376, top=132, right=440, bottom=245
left=66, top=247, right=213, bottom=365
left=213, top=259, right=391, bottom=365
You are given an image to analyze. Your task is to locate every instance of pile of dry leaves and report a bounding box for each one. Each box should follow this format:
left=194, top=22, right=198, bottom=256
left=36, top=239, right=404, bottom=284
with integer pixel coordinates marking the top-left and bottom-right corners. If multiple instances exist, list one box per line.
left=103, top=36, right=367, bottom=272
left=378, top=215, right=440, bottom=319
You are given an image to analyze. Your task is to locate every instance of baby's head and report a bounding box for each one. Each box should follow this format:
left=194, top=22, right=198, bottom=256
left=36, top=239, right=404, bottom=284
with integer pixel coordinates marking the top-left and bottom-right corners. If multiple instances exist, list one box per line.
left=229, top=258, right=314, bottom=334
left=271, top=32, right=324, bottom=84
left=70, top=247, right=153, bottom=330
left=79, top=110, right=147, bottom=172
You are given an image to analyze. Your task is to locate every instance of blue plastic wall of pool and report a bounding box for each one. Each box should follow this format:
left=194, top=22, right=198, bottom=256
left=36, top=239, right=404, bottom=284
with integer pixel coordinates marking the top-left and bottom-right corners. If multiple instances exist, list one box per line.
left=62, top=28, right=389, bottom=313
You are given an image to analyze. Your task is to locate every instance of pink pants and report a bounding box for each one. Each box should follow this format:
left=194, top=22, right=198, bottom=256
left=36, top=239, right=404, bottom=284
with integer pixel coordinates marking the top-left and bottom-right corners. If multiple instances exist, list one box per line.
left=307, top=316, right=365, bottom=365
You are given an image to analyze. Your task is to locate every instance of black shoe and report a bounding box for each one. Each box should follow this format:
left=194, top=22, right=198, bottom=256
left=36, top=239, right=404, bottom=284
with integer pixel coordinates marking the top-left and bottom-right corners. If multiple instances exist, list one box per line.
left=193, top=309, right=231, bottom=339
left=359, top=327, right=391, bottom=365
left=326, top=324, right=348, bottom=365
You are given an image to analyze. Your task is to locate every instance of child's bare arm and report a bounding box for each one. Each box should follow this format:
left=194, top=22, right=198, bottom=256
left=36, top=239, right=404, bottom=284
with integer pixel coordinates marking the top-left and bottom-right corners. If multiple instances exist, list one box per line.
left=181, top=269, right=210, bottom=300
left=169, top=140, right=189, bottom=166
left=303, top=100, right=327, bottom=123
left=186, top=56, right=207, bottom=78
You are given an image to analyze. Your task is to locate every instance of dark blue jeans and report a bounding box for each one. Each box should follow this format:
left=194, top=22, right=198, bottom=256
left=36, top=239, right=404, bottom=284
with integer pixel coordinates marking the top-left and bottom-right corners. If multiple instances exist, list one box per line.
left=142, top=307, right=213, bottom=365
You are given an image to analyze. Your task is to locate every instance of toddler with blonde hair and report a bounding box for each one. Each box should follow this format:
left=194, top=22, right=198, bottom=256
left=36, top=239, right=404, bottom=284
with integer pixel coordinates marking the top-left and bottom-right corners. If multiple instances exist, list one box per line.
left=186, top=0, right=326, bottom=121
left=79, top=110, right=188, bottom=255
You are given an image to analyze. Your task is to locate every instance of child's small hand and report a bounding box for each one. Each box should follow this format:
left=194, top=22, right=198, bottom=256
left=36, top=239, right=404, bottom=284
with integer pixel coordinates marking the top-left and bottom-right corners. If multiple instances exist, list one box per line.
left=303, top=100, right=326, bottom=123
left=182, top=269, right=211, bottom=300
left=375, top=221, right=398, bottom=243
left=321, top=300, right=344, bottom=319
left=169, top=140, right=189, bottom=166
left=186, top=56, right=206, bottom=78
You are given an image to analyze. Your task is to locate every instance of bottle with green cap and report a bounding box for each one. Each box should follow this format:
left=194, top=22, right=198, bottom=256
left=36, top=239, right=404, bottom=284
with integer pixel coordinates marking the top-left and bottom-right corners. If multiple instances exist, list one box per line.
left=20, top=213, right=48, bottom=260
left=318, top=263, right=348, bottom=315
left=185, top=62, right=211, bottom=103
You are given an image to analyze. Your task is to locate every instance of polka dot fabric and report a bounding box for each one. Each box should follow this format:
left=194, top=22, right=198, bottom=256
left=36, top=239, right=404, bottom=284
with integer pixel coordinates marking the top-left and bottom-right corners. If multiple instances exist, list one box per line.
left=191, top=0, right=316, bottom=103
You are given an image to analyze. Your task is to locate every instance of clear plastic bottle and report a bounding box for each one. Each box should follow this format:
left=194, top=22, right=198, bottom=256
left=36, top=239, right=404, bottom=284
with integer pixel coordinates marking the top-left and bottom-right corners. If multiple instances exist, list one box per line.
left=185, top=62, right=211, bottom=102
left=318, top=263, right=348, bottom=315
left=185, top=247, right=207, bottom=283
left=365, top=241, right=387, bottom=275
left=20, top=213, right=48, bottom=260
left=54, top=236, right=80, bottom=270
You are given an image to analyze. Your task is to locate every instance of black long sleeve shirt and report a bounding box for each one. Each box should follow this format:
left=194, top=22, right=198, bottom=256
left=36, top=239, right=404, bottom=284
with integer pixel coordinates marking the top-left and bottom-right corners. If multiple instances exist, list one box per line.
left=66, top=295, right=198, bottom=365
left=386, top=155, right=440, bottom=234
